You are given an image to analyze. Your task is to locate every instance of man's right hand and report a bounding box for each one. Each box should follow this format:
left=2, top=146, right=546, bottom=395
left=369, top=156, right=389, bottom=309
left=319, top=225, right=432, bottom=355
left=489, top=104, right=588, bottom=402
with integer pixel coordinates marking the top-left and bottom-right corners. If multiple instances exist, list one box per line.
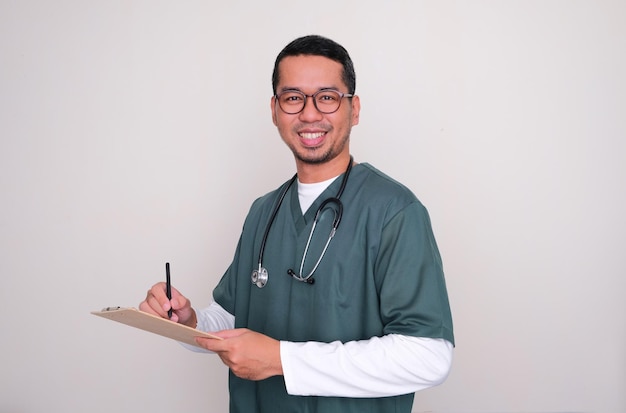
left=139, top=282, right=197, bottom=328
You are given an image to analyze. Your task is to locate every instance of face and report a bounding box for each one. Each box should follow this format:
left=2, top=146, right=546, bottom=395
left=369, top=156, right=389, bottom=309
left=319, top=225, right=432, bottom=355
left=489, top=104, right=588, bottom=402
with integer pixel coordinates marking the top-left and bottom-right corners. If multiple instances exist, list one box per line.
left=271, top=55, right=360, bottom=169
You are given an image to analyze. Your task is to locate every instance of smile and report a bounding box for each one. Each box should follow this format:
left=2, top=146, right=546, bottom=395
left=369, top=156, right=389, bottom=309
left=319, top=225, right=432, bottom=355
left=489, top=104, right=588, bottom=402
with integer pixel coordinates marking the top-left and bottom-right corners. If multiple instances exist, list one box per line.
left=299, top=132, right=326, bottom=140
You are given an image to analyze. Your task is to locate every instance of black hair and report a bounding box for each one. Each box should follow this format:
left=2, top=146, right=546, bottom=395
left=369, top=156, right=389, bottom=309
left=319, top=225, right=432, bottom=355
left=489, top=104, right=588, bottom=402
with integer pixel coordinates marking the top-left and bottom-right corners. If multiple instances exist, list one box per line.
left=271, top=35, right=356, bottom=95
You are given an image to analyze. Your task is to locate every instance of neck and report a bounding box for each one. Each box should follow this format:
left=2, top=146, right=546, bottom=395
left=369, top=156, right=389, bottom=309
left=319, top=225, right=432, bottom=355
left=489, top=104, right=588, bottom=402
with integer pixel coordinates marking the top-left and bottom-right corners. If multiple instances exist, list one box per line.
left=295, top=154, right=353, bottom=183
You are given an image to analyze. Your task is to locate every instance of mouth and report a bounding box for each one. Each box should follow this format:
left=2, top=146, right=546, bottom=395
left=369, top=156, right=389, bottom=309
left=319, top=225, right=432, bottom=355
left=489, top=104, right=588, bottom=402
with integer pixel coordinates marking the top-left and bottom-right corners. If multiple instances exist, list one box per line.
left=298, top=131, right=326, bottom=147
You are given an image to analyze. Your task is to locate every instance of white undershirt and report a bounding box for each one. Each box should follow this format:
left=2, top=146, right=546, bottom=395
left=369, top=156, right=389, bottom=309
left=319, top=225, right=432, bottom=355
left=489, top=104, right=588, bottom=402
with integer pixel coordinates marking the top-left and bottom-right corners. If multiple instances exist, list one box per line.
left=183, top=177, right=453, bottom=397
left=297, top=176, right=339, bottom=213
left=189, top=302, right=453, bottom=398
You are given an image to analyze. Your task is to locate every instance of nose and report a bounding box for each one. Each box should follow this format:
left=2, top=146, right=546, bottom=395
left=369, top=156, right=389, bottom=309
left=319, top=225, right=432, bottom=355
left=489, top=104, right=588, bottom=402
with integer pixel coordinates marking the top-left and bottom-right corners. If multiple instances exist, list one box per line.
left=299, top=95, right=323, bottom=122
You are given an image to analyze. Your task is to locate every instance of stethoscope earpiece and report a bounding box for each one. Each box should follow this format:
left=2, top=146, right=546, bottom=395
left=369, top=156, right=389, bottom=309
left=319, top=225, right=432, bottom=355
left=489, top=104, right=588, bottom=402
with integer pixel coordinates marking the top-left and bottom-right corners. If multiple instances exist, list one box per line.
left=287, top=269, right=316, bottom=285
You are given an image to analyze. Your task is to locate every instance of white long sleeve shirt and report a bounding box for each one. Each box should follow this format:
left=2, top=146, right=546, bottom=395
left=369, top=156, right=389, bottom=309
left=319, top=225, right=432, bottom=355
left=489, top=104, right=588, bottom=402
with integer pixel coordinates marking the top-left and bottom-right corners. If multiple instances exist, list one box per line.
left=186, top=302, right=453, bottom=398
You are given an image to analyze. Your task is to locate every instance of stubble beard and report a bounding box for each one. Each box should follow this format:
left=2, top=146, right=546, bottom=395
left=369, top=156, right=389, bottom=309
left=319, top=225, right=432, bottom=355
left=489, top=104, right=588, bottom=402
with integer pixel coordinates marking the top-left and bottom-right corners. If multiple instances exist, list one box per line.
left=289, top=129, right=351, bottom=166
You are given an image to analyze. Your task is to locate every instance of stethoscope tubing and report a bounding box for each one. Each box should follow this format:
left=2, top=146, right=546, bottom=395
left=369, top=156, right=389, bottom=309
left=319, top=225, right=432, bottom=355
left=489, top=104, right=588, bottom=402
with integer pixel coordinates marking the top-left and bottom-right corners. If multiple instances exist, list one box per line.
left=253, top=156, right=353, bottom=287
left=294, top=198, right=341, bottom=282
left=256, top=174, right=297, bottom=271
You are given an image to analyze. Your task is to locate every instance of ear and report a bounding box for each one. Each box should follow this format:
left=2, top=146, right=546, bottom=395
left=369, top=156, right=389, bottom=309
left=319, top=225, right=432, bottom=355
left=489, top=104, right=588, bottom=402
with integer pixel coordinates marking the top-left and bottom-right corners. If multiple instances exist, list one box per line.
left=271, top=96, right=278, bottom=126
left=350, top=95, right=361, bottom=126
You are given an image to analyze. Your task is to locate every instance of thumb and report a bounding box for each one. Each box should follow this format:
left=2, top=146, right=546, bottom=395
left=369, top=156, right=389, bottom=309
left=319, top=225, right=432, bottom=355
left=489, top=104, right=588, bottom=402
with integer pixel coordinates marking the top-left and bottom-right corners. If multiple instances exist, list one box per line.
left=212, top=328, right=249, bottom=340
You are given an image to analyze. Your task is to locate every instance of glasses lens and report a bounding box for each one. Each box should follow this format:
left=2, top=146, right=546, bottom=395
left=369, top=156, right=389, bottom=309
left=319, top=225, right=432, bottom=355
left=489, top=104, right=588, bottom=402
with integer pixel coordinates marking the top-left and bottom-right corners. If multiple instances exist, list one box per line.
left=278, top=91, right=305, bottom=114
left=314, top=90, right=342, bottom=114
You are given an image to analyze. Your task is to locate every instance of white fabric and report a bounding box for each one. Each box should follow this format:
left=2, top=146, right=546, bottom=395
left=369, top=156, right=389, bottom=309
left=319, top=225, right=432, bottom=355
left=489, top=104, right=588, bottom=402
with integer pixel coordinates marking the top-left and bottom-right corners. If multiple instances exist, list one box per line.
left=281, top=334, right=453, bottom=398
left=297, top=175, right=338, bottom=213
left=180, top=301, right=234, bottom=353
left=187, top=303, right=453, bottom=398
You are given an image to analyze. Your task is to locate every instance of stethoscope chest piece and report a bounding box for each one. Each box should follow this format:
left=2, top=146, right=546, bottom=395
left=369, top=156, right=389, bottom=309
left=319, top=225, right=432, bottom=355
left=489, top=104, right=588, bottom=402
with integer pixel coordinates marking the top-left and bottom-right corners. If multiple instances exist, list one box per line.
left=251, top=266, right=268, bottom=288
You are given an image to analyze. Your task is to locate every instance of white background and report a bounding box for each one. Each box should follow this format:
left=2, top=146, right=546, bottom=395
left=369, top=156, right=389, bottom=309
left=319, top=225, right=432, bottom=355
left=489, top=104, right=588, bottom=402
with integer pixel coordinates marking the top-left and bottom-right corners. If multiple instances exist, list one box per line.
left=1, top=1, right=624, bottom=412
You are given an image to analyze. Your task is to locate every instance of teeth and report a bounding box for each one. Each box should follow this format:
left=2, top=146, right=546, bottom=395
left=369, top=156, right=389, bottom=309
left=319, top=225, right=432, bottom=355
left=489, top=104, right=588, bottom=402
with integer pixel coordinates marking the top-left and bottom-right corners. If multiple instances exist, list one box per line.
left=299, top=132, right=325, bottom=139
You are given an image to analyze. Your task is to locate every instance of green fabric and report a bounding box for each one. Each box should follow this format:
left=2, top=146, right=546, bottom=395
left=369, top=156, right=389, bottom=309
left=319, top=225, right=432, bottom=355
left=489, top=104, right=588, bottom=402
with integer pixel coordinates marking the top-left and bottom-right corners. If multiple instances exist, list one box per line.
left=214, top=163, right=454, bottom=413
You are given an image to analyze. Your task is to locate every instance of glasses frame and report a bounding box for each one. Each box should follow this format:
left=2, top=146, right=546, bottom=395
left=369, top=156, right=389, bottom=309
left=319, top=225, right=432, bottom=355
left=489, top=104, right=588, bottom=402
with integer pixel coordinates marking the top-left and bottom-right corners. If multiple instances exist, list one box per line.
left=274, top=89, right=354, bottom=115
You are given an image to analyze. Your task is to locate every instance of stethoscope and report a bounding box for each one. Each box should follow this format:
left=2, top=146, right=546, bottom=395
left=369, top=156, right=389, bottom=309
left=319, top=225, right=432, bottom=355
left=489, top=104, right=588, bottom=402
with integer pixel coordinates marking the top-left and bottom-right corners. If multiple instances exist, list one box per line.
left=251, top=156, right=353, bottom=288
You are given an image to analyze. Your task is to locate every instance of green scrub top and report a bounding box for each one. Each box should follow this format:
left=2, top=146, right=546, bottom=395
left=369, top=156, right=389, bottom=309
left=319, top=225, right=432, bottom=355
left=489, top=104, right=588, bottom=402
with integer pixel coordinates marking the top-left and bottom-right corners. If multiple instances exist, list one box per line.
left=214, top=163, right=454, bottom=413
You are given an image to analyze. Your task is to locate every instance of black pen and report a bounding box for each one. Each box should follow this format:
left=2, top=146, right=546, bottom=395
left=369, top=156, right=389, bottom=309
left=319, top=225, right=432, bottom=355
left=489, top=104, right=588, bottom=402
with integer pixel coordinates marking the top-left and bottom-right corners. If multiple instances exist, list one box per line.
left=166, top=262, right=172, bottom=319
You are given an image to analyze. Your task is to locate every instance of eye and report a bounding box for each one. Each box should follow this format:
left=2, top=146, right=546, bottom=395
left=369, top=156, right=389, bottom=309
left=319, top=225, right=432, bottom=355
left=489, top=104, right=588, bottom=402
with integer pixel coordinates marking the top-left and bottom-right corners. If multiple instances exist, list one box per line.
left=280, top=92, right=304, bottom=104
left=316, top=91, right=340, bottom=103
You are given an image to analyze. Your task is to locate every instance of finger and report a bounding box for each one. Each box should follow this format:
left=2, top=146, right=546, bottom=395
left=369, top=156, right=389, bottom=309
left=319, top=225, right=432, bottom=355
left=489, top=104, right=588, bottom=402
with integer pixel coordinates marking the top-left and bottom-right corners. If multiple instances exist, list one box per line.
left=143, top=282, right=168, bottom=304
left=211, top=328, right=249, bottom=340
left=140, top=294, right=166, bottom=318
left=194, top=329, right=247, bottom=353
left=195, top=336, right=225, bottom=352
left=168, top=287, right=190, bottom=311
left=139, top=283, right=171, bottom=318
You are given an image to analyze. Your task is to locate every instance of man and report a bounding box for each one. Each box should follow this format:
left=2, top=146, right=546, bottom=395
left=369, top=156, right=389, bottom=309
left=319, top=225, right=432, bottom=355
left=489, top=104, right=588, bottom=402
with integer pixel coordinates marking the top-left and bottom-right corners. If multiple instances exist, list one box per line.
left=140, top=34, right=454, bottom=413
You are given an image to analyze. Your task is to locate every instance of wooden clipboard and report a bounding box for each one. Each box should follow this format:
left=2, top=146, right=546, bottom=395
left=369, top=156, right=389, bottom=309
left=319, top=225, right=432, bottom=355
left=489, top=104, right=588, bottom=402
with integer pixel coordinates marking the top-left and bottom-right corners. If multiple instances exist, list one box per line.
left=91, top=307, right=221, bottom=347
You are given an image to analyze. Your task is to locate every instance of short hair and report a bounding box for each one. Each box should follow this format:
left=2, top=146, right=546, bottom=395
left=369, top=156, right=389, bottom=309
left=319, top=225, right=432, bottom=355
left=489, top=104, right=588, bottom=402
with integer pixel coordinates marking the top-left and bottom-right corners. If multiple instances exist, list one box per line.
left=271, top=35, right=356, bottom=95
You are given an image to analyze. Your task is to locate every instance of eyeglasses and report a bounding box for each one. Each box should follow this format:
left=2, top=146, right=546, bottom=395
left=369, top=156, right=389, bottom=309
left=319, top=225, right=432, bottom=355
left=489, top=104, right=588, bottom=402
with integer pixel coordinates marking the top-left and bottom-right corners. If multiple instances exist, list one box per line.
left=275, top=89, right=354, bottom=115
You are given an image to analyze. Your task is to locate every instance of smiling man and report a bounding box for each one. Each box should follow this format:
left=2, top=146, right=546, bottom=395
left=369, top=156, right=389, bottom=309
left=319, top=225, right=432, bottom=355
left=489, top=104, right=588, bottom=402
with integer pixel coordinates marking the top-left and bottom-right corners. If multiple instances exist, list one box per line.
left=271, top=53, right=359, bottom=181
left=140, top=34, right=454, bottom=413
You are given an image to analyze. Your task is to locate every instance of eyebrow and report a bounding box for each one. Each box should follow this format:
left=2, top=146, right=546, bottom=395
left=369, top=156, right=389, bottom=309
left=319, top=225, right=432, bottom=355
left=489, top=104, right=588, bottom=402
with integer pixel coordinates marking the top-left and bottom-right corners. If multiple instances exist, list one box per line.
left=278, top=86, right=341, bottom=94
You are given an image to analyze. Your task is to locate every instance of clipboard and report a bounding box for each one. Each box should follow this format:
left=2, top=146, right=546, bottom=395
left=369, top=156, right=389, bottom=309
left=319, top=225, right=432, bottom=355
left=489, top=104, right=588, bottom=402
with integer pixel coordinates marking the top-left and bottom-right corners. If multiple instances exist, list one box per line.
left=91, top=307, right=221, bottom=347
